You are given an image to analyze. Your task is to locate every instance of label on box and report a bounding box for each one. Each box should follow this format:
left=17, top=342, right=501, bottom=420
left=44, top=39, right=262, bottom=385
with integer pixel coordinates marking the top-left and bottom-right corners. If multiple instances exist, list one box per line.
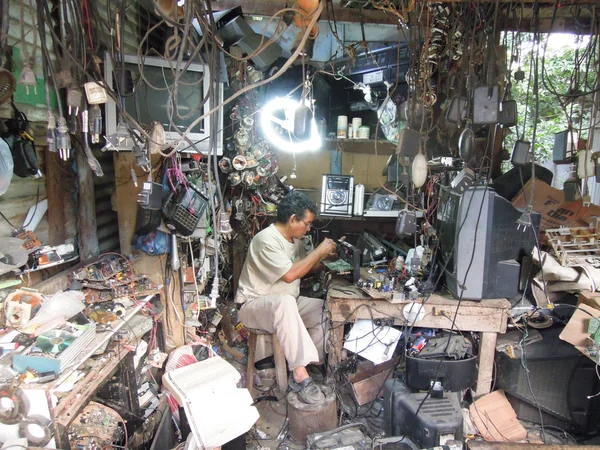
left=363, top=70, right=383, bottom=84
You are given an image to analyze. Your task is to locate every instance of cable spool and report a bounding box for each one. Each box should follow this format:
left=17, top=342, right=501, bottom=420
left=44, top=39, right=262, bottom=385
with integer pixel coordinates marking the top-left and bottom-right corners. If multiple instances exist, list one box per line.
left=0, top=388, right=26, bottom=425
left=19, top=414, right=53, bottom=447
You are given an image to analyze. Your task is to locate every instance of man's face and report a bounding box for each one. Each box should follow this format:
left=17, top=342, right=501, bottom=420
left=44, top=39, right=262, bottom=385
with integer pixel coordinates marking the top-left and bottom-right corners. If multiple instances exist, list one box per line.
left=290, top=210, right=315, bottom=239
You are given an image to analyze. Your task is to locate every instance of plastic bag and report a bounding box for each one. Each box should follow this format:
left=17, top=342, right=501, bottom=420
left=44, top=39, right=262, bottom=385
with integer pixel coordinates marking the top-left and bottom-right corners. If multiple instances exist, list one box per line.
left=377, top=84, right=400, bottom=143
left=0, top=137, right=13, bottom=195
left=132, top=230, right=171, bottom=255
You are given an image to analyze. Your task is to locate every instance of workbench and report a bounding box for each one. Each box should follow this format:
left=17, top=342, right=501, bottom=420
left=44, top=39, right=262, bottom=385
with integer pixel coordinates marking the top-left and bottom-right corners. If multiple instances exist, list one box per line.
left=326, top=284, right=510, bottom=397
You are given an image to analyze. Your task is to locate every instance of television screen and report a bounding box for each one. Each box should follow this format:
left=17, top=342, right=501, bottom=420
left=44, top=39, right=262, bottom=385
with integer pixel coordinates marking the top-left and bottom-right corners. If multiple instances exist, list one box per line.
left=104, top=53, right=223, bottom=154
left=123, top=62, right=206, bottom=133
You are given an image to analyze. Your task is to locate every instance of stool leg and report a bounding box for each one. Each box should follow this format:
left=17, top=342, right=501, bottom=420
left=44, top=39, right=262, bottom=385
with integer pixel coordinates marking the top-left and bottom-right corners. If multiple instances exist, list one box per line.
left=272, top=334, right=288, bottom=395
left=246, top=333, right=257, bottom=399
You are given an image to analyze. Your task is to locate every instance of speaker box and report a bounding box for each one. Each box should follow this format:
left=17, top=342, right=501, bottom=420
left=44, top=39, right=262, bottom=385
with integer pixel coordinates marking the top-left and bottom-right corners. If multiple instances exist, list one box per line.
left=495, top=326, right=600, bottom=434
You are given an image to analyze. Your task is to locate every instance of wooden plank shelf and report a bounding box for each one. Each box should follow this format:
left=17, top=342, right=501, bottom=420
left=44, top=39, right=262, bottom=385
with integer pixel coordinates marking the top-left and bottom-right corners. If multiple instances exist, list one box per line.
left=325, top=139, right=396, bottom=156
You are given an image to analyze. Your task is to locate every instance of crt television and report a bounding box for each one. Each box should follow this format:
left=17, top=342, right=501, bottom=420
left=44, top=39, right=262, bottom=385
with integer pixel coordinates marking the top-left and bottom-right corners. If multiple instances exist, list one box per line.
left=437, top=185, right=540, bottom=301
left=104, top=53, right=223, bottom=154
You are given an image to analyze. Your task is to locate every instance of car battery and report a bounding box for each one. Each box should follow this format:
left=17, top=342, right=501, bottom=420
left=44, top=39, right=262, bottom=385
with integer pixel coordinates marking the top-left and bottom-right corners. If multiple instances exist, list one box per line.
left=383, top=380, right=463, bottom=448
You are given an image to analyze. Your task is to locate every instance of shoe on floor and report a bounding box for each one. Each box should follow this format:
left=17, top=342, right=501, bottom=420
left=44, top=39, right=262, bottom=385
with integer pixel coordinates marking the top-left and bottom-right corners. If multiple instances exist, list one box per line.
left=288, top=373, right=325, bottom=405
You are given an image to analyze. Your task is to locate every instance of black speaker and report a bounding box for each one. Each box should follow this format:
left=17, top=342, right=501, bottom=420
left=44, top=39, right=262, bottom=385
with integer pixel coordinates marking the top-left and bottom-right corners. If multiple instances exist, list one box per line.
left=495, top=326, right=600, bottom=434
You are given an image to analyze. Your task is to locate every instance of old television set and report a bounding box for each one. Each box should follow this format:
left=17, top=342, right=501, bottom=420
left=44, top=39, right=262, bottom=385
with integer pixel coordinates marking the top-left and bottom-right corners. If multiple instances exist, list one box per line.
left=437, top=186, right=540, bottom=301
left=104, top=53, right=223, bottom=154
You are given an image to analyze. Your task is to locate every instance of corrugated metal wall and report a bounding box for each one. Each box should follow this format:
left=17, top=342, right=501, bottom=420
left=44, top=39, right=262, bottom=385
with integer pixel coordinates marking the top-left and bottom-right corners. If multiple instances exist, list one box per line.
left=0, top=0, right=140, bottom=254
left=0, top=0, right=77, bottom=246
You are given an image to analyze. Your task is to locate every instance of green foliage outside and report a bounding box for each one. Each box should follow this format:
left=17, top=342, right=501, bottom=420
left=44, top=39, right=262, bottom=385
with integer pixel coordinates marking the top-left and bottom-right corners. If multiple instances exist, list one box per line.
left=502, top=32, right=596, bottom=171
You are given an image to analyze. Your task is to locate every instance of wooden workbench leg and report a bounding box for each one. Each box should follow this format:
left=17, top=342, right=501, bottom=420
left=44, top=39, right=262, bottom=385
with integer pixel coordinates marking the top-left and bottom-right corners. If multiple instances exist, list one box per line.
left=474, top=332, right=498, bottom=398
left=328, top=322, right=344, bottom=376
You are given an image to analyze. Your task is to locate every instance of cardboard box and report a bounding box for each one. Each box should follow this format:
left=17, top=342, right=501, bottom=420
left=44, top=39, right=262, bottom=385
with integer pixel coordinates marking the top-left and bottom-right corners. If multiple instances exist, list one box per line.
left=578, top=291, right=600, bottom=310
left=469, top=390, right=527, bottom=442
left=512, top=179, right=600, bottom=231
left=559, top=303, right=600, bottom=363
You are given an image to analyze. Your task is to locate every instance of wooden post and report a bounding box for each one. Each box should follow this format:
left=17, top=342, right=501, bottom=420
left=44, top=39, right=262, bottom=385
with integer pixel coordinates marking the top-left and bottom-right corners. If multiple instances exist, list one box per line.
left=232, top=232, right=248, bottom=294
left=45, top=148, right=65, bottom=245
left=474, top=331, right=498, bottom=398
left=75, top=145, right=99, bottom=262
left=327, top=321, right=345, bottom=376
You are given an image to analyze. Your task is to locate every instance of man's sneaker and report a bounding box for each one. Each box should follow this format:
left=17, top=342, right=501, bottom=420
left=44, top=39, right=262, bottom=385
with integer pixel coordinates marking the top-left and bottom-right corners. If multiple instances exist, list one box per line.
left=288, top=373, right=325, bottom=405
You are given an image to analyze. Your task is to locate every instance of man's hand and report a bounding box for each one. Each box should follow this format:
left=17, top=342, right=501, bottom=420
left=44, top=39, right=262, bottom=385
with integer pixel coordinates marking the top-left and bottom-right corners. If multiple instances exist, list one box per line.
left=316, top=238, right=337, bottom=258
left=282, top=238, right=337, bottom=283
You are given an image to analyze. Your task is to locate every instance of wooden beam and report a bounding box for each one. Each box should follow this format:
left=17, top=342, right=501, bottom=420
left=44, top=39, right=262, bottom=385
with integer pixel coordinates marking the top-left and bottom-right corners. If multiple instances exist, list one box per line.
left=434, top=0, right=598, bottom=2
left=75, top=146, right=99, bottom=262
left=45, top=148, right=65, bottom=246
left=213, top=0, right=402, bottom=25
left=468, top=444, right=593, bottom=450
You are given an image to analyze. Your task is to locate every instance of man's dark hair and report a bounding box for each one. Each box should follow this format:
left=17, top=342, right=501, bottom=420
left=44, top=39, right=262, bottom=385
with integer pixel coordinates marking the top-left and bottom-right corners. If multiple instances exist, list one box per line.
left=277, top=190, right=317, bottom=223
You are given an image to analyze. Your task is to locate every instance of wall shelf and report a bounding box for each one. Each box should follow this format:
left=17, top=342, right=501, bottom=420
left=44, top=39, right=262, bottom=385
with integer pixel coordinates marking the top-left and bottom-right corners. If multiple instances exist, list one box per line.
left=325, top=139, right=396, bottom=156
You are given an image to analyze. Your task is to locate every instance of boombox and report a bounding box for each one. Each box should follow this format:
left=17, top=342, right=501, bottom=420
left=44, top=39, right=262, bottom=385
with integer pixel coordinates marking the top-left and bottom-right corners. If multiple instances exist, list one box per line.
left=320, top=175, right=354, bottom=216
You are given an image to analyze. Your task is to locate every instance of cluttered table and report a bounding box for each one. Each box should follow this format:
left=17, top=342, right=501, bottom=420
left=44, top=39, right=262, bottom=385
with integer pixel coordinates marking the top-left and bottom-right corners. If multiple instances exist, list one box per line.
left=326, top=280, right=510, bottom=397
left=0, top=255, right=165, bottom=449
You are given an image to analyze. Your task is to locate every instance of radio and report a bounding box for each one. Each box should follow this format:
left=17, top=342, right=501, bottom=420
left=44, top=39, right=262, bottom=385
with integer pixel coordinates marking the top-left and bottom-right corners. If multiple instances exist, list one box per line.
left=320, top=174, right=354, bottom=216
left=162, top=182, right=209, bottom=236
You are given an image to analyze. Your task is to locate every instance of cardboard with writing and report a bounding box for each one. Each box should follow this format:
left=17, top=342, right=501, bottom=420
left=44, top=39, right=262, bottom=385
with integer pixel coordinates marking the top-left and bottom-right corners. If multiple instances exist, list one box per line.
left=512, top=180, right=600, bottom=231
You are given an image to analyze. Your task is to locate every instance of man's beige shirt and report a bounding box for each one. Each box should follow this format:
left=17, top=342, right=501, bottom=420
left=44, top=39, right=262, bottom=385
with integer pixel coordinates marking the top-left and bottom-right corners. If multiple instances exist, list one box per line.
left=235, top=224, right=306, bottom=304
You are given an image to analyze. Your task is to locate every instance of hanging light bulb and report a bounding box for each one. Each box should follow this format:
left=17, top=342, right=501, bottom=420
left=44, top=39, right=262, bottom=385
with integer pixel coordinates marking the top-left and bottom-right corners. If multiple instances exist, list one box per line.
left=18, top=61, right=37, bottom=95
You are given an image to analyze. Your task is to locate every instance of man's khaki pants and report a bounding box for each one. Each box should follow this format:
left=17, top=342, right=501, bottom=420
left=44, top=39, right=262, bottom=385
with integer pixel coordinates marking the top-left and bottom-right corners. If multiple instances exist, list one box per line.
left=238, top=295, right=327, bottom=370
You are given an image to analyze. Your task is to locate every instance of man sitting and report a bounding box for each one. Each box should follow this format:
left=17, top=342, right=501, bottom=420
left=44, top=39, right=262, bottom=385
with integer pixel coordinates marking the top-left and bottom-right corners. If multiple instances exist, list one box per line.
left=236, top=191, right=336, bottom=404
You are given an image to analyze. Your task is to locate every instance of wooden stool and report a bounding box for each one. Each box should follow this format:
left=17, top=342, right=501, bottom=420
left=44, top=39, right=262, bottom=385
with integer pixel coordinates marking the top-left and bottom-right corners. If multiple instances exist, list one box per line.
left=245, top=328, right=288, bottom=399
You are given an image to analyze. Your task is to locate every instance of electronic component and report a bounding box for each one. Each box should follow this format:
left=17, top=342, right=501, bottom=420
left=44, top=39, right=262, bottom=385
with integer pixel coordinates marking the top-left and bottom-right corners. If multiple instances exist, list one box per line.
left=88, top=104, right=102, bottom=144
left=446, top=95, right=468, bottom=124
left=66, top=87, right=82, bottom=133
left=472, top=85, right=499, bottom=125
left=553, top=130, right=572, bottom=164
left=356, top=232, right=387, bottom=264
left=137, top=181, right=163, bottom=210
left=56, top=117, right=71, bottom=161
left=103, top=120, right=135, bottom=152
left=180, top=159, right=201, bottom=172
left=384, top=380, right=463, bottom=448
left=500, top=99, right=518, bottom=127
left=395, top=127, right=421, bottom=157
left=450, top=167, right=475, bottom=194
left=336, top=240, right=361, bottom=283
left=133, top=205, right=162, bottom=239
left=320, top=174, right=354, bottom=216
left=162, top=182, right=209, bottom=236
left=395, top=209, right=416, bottom=237
left=511, top=140, right=532, bottom=167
